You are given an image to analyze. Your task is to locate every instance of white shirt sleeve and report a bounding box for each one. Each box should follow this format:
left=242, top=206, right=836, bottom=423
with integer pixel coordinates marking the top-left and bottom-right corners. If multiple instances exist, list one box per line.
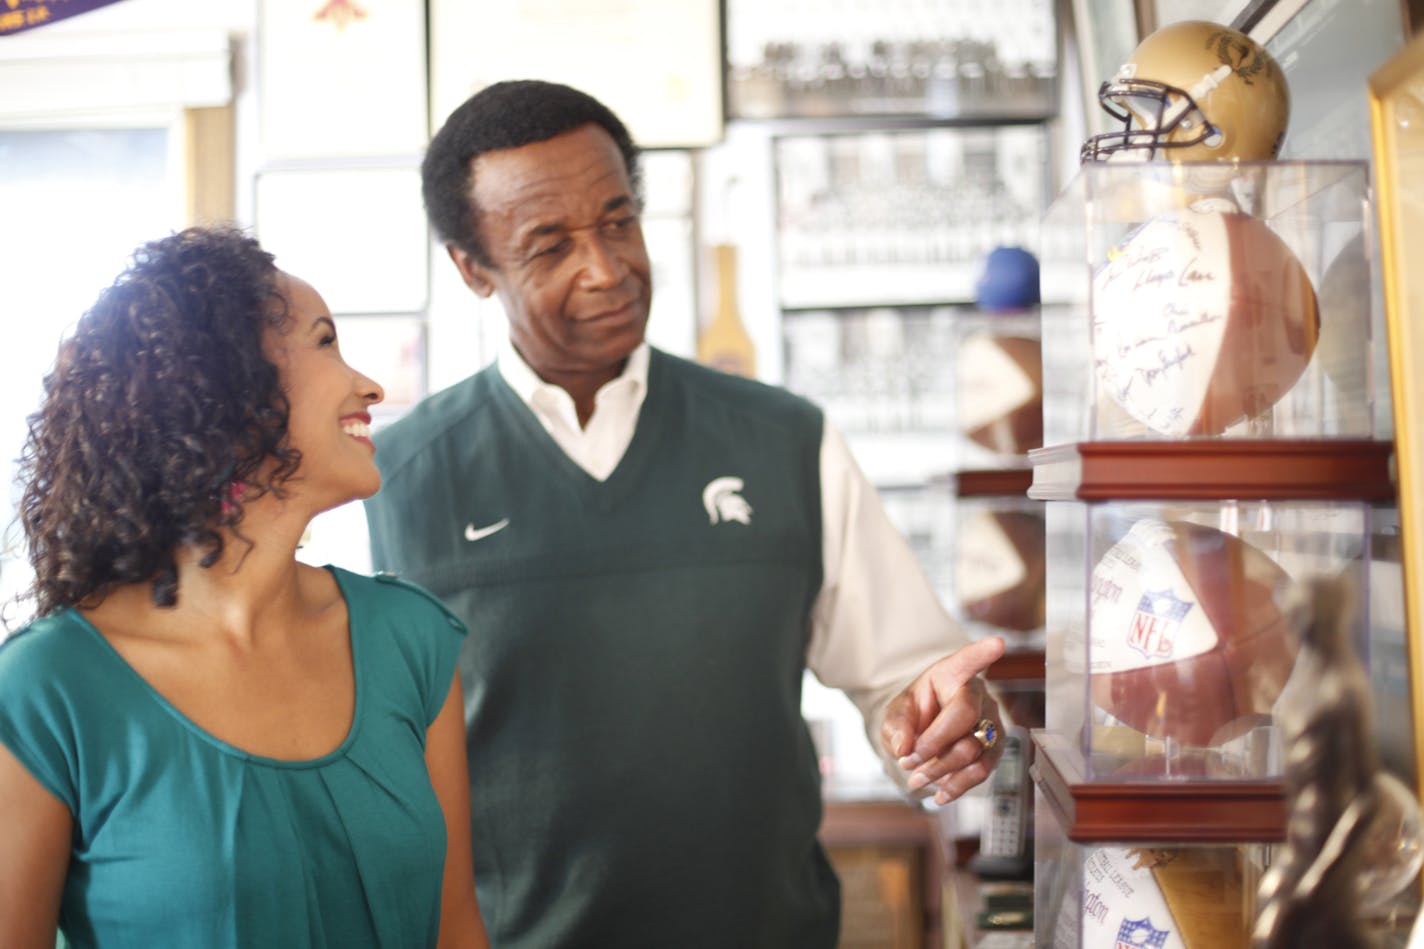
left=807, top=420, right=973, bottom=779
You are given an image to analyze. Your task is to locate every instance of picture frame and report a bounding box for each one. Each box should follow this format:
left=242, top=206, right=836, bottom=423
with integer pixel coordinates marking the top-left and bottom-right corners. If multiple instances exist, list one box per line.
left=428, top=0, right=723, bottom=149
left=258, top=0, right=427, bottom=159
left=1369, top=31, right=1424, bottom=793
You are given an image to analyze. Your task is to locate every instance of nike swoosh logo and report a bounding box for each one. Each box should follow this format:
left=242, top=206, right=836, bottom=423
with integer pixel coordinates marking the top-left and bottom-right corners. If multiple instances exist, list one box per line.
left=464, top=518, right=510, bottom=542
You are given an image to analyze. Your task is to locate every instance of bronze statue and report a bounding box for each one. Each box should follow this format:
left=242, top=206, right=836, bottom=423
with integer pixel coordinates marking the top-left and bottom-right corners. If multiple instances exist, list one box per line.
left=1253, top=573, right=1381, bottom=949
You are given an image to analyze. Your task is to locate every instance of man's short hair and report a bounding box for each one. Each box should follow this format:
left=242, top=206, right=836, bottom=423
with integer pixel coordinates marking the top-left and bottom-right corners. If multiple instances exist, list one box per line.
left=422, top=80, right=643, bottom=267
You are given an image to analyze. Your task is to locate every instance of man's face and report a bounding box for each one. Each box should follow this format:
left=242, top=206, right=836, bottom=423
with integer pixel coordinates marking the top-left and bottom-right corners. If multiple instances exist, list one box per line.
left=450, top=123, right=651, bottom=387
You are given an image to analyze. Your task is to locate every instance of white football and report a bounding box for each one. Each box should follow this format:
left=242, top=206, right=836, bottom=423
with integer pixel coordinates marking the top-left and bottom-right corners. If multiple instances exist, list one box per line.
left=1084, top=518, right=1298, bottom=747
left=957, top=334, right=1043, bottom=456
left=955, top=508, right=1045, bottom=633
left=1079, top=848, right=1186, bottom=949
left=1080, top=847, right=1249, bottom=949
left=1091, top=205, right=1318, bottom=436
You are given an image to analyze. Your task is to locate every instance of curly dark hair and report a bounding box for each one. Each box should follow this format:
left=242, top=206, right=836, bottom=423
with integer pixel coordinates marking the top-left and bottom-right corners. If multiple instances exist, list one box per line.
left=422, top=79, right=643, bottom=267
left=17, top=225, right=301, bottom=616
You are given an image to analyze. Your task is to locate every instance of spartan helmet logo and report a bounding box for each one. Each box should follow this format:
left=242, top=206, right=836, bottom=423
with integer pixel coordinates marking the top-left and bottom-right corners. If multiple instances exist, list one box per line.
left=702, top=476, right=753, bottom=525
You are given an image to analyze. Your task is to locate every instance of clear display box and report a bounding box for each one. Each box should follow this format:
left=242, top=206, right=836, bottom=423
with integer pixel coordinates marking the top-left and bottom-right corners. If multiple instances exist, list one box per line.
left=1034, top=814, right=1268, bottom=949
left=1029, top=157, right=1414, bottom=948
left=948, top=470, right=1045, bottom=645
left=952, top=309, right=1042, bottom=469
left=1031, top=745, right=1423, bottom=949
left=1037, top=491, right=1389, bottom=782
left=1038, top=161, right=1372, bottom=444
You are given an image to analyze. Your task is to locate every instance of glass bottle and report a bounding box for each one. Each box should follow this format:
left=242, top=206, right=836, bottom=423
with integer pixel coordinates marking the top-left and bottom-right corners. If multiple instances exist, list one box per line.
left=697, top=243, right=758, bottom=378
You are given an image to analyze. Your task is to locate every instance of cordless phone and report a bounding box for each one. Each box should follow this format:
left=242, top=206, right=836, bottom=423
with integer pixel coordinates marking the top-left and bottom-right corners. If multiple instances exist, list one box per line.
left=970, top=730, right=1032, bottom=880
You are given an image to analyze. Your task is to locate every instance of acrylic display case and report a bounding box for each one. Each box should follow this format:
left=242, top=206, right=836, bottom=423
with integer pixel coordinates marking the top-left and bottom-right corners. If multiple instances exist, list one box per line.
left=1038, top=161, right=1373, bottom=445
left=1032, top=745, right=1423, bottom=949
left=1033, top=793, right=1270, bottom=949
left=952, top=308, right=1042, bottom=469
left=1028, top=157, right=1413, bottom=947
left=949, top=469, right=1046, bottom=647
left=1036, top=491, right=1391, bottom=782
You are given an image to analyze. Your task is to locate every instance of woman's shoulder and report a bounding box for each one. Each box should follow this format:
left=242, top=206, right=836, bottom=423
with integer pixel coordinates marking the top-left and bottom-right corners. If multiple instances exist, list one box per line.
left=0, top=611, right=100, bottom=809
left=0, top=609, right=92, bottom=682
left=328, top=567, right=468, bottom=638
left=329, top=567, right=465, bottom=724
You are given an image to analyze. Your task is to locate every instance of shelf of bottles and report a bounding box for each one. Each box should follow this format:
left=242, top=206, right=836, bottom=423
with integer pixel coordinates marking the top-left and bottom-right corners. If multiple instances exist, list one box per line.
left=772, top=126, right=1051, bottom=309
left=724, top=0, right=1057, bottom=121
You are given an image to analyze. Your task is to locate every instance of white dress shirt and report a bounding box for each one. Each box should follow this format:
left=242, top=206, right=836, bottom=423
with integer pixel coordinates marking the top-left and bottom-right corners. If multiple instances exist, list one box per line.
left=498, top=339, right=970, bottom=778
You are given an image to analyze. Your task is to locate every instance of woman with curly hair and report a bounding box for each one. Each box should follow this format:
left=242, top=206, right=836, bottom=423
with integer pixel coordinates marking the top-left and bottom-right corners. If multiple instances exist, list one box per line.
left=0, top=226, right=488, bottom=948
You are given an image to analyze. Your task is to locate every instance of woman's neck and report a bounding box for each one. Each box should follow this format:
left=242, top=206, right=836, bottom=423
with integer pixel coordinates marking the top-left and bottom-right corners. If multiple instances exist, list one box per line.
left=83, top=496, right=333, bottom=648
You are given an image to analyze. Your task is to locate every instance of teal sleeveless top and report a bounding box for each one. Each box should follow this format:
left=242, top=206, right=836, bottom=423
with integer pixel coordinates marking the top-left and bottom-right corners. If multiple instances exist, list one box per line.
left=0, top=567, right=466, bottom=949
left=368, top=350, right=838, bottom=948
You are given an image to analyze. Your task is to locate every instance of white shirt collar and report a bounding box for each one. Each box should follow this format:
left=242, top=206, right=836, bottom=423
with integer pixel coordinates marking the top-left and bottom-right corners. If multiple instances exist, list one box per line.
left=496, top=338, right=651, bottom=480
left=497, top=337, right=650, bottom=408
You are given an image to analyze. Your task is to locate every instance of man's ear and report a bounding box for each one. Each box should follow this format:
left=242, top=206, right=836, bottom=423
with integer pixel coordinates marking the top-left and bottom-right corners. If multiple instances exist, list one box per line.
left=447, top=243, right=496, bottom=298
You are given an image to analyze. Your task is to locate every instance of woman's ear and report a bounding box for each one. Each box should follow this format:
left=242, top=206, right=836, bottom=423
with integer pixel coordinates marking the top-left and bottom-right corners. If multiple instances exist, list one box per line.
left=447, top=244, right=495, bottom=298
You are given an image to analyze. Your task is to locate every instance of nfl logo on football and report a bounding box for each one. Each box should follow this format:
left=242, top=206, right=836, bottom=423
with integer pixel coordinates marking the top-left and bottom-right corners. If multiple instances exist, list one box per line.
left=1126, top=590, right=1193, bottom=659
left=1117, top=916, right=1171, bottom=949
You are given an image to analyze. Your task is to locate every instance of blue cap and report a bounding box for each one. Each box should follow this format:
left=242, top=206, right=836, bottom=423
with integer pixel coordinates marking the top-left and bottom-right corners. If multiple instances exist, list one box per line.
left=975, top=246, right=1040, bottom=312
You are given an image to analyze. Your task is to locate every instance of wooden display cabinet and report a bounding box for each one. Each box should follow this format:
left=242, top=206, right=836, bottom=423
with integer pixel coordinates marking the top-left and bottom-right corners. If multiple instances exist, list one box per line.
left=820, top=800, right=945, bottom=949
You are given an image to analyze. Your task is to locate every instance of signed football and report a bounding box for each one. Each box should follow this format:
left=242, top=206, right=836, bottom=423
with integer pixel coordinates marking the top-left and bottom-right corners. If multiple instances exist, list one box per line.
left=1087, top=518, right=1298, bottom=746
left=955, top=508, right=1046, bottom=633
left=1080, top=847, right=1249, bottom=949
left=1092, top=204, right=1319, bottom=436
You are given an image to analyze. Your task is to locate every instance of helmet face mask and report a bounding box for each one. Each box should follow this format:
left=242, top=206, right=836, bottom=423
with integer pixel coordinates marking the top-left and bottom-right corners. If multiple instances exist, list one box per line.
left=1080, top=20, right=1289, bottom=165
left=1083, top=77, right=1221, bottom=162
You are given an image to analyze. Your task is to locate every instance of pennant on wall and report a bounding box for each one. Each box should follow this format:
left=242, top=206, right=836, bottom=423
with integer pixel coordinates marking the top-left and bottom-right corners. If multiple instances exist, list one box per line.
left=0, top=0, right=131, bottom=37
left=313, top=0, right=368, bottom=31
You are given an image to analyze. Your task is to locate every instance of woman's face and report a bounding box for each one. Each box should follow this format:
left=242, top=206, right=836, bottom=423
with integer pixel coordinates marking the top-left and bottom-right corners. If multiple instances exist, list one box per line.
left=263, top=272, right=385, bottom=511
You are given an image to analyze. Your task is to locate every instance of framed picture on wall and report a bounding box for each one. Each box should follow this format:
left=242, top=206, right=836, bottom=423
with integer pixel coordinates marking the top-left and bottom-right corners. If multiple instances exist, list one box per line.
left=1370, top=31, right=1424, bottom=794
left=428, top=0, right=722, bottom=148
left=259, top=0, right=427, bottom=158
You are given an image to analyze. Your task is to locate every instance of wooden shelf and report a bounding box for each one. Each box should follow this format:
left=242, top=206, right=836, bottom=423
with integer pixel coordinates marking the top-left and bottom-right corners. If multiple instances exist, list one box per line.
left=1028, top=439, right=1395, bottom=502
left=954, top=468, right=1034, bottom=498
left=1031, top=731, right=1287, bottom=843
left=986, top=649, right=1045, bottom=682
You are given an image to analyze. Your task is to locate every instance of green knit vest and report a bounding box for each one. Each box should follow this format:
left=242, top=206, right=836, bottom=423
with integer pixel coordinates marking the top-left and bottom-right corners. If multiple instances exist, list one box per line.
left=367, top=350, right=838, bottom=948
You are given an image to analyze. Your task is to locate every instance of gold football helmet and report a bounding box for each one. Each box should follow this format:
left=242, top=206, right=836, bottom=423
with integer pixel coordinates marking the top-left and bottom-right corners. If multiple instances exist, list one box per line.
left=1082, top=20, right=1290, bottom=163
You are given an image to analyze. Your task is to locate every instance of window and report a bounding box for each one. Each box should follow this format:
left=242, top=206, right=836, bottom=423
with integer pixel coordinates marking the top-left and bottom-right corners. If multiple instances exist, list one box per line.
left=0, top=126, right=181, bottom=629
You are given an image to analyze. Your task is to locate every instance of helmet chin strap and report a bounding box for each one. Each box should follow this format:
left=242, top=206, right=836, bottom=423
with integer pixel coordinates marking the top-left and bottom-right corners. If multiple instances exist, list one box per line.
left=1187, top=64, right=1232, bottom=104
left=1152, top=65, right=1230, bottom=138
